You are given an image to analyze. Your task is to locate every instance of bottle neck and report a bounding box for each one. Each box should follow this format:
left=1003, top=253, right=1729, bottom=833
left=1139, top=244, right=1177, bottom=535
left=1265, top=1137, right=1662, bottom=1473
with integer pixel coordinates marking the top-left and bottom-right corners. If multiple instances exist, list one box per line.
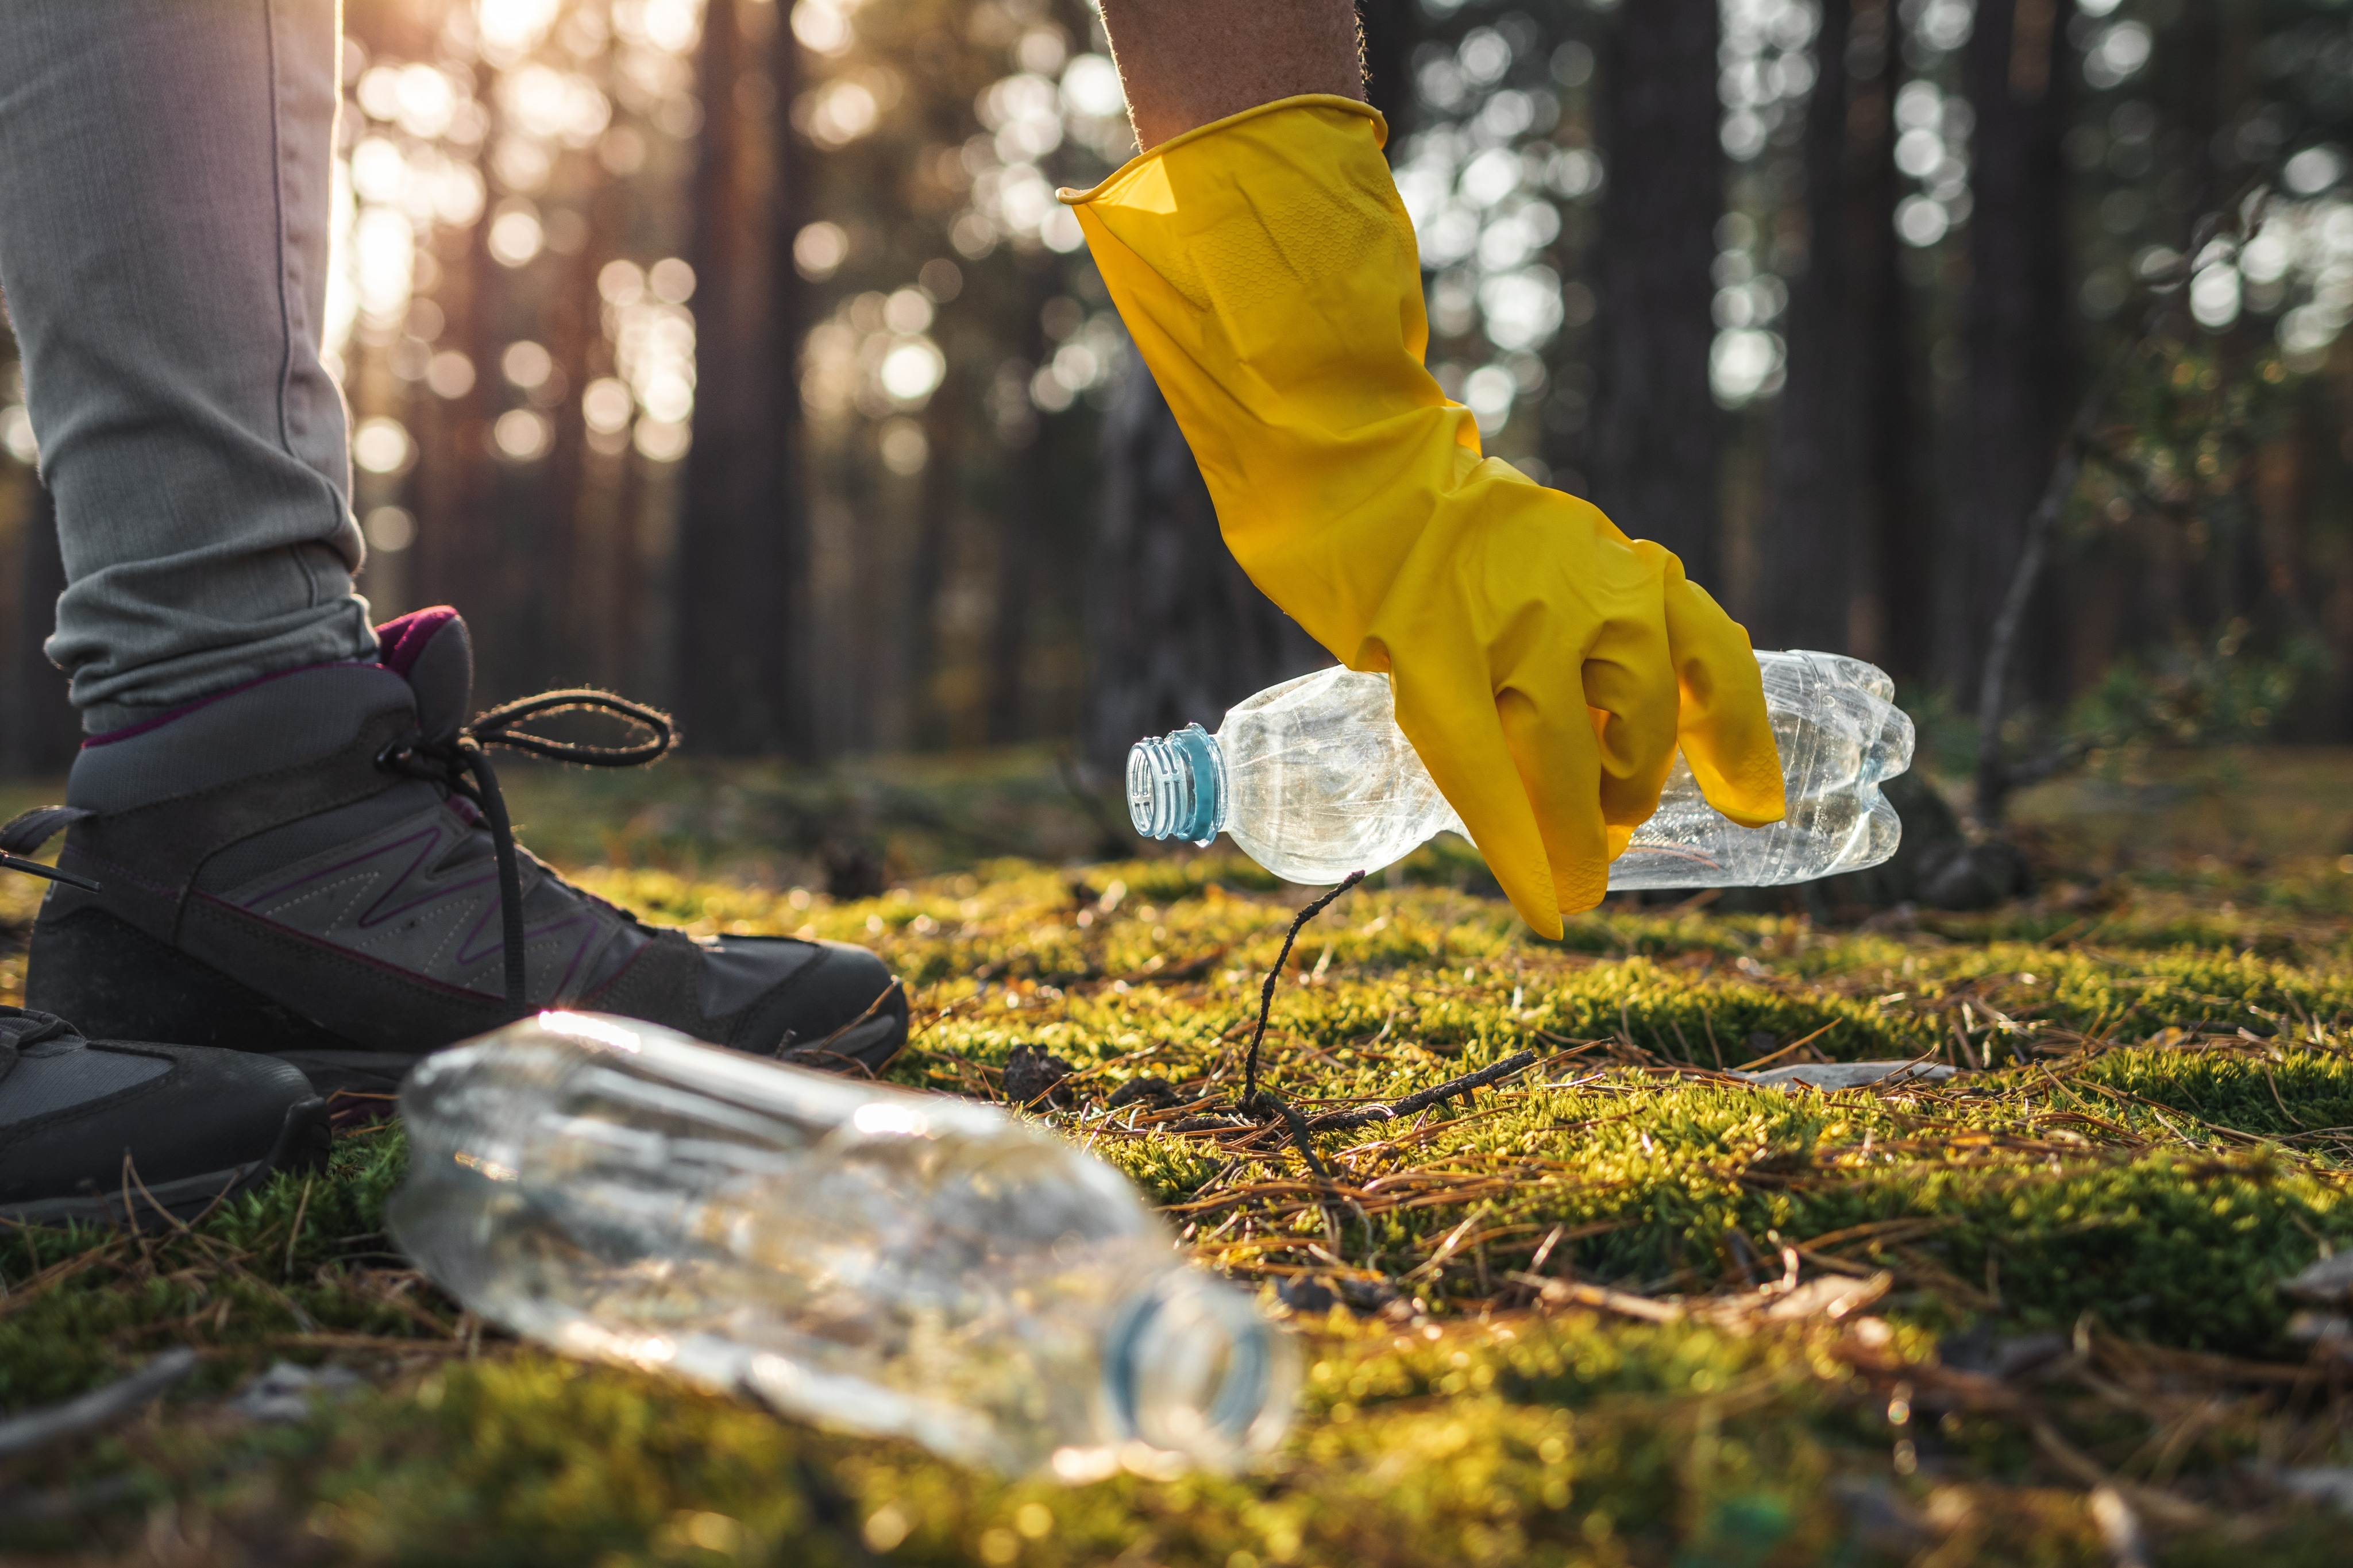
left=1099, top=1269, right=1294, bottom=1469
left=1126, top=724, right=1226, bottom=846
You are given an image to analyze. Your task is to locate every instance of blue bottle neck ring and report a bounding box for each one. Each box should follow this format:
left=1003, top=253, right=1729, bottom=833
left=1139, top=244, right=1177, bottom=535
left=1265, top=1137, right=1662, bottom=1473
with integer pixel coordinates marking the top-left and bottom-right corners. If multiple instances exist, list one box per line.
left=1126, top=724, right=1226, bottom=847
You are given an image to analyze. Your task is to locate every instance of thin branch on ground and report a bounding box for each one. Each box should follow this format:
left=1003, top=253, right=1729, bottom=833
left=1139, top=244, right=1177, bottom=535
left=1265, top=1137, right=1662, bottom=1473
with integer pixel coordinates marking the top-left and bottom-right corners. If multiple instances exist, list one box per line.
left=0, top=1349, right=196, bottom=1461
left=1241, top=870, right=1366, bottom=1107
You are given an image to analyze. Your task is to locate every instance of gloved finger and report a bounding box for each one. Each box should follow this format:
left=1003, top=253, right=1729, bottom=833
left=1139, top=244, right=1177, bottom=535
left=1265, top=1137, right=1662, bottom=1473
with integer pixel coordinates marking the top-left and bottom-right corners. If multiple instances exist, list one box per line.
left=1660, top=565, right=1785, bottom=828
left=1388, top=654, right=1563, bottom=938
left=1495, top=683, right=1615, bottom=916
left=1577, top=607, right=1682, bottom=832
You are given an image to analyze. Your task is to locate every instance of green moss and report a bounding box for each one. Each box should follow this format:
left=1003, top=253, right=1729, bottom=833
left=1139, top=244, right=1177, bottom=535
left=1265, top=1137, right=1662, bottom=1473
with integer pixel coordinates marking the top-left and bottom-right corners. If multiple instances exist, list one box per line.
left=5, top=858, right=2352, bottom=1564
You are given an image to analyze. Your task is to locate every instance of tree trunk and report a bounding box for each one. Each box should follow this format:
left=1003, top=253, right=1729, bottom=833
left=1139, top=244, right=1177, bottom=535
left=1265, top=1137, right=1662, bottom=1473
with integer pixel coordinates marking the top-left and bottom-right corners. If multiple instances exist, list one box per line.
left=1846, top=0, right=1928, bottom=682
left=414, top=68, right=502, bottom=697
left=1758, top=0, right=1854, bottom=654
left=761, top=3, right=811, bottom=755
left=988, top=420, right=1042, bottom=746
left=1589, top=0, right=1722, bottom=581
left=902, top=388, right=964, bottom=749
left=987, top=257, right=1061, bottom=746
left=1952, top=0, right=2071, bottom=701
left=1355, top=0, right=1418, bottom=130
left=1084, top=362, right=1328, bottom=768
left=675, top=0, right=807, bottom=755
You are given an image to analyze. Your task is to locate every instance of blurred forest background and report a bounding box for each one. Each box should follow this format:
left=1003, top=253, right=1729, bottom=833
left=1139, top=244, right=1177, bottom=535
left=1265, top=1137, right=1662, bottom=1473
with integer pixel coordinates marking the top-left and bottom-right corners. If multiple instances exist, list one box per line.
left=2, top=0, right=2351, bottom=815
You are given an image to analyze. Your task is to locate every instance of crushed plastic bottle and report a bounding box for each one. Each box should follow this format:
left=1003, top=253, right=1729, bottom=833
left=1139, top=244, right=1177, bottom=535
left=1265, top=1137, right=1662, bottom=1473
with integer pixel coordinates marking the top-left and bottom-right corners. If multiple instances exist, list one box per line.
left=388, top=1012, right=1295, bottom=1477
left=1128, top=649, right=1914, bottom=890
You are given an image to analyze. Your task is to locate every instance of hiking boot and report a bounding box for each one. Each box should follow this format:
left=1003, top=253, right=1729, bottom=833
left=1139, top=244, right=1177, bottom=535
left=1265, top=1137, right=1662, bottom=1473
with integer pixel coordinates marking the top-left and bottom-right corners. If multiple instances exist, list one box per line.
left=0, top=1006, right=330, bottom=1226
left=11, top=608, right=908, bottom=1097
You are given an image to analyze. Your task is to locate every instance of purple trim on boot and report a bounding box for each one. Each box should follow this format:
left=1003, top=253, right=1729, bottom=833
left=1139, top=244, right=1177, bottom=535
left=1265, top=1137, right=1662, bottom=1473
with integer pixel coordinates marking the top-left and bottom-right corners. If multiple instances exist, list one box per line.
left=375, top=607, right=461, bottom=680
left=82, top=661, right=376, bottom=749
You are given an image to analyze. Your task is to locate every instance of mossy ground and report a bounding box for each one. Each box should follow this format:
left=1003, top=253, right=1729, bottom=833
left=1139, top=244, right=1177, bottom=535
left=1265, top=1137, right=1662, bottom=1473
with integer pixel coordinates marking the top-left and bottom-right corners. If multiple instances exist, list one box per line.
left=6, top=752, right=2353, bottom=1565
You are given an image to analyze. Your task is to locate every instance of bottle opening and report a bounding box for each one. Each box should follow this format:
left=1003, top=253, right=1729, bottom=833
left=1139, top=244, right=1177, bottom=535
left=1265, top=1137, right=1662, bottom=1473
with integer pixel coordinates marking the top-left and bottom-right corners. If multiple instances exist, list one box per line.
left=1125, top=724, right=1225, bottom=846
left=1100, top=1270, right=1295, bottom=1469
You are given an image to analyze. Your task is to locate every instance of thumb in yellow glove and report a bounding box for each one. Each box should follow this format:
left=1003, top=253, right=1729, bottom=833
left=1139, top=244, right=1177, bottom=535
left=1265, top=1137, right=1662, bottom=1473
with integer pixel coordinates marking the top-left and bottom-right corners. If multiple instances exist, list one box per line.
left=1062, top=96, right=1784, bottom=937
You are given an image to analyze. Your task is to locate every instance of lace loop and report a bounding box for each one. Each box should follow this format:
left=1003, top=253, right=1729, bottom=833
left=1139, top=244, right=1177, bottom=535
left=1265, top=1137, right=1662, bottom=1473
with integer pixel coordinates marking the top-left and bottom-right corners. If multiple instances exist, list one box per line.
left=464, top=689, right=674, bottom=768
left=378, top=689, right=677, bottom=1019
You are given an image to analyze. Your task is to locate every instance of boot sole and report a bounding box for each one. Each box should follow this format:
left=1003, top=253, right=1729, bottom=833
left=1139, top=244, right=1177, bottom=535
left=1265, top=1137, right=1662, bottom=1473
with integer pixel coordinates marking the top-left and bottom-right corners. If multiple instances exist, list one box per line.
left=0, top=1094, right=333, bottom=1229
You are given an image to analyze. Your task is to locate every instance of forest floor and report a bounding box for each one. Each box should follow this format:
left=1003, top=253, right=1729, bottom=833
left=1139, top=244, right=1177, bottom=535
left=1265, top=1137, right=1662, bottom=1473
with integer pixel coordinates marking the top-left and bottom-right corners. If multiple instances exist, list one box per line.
left=5, top=748, right=2353, bottom=1566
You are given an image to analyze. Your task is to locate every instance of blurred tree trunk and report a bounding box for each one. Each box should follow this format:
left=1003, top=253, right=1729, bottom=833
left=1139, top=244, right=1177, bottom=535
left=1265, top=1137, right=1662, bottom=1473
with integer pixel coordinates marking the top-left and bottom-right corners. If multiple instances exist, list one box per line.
left=1846, top=0, right=1927, bottom=683
left=904, top=388, right=964, bottom=748
left=1590, top=0, right=1722, bottom=582
left=3, top=482, right=76, bottom=775
left=1950, top=0, right=2071, bottom=701
left=988, top=257, right=1059, bottom=746
left=988, top=415, right=1040, bottom=746
left=414, top=69, right=501, bottom=695
left=1759, top=0, right=1853, bottom=653
left=1356, top=0, right=1418, bottom=129
left=1084, top=363, right=1328, bottom=768
left=2164, top=0, right=2233, bottom=636
left=676, top=0, right=808, bottom=756
left=539, top=235, right=600, bottom=689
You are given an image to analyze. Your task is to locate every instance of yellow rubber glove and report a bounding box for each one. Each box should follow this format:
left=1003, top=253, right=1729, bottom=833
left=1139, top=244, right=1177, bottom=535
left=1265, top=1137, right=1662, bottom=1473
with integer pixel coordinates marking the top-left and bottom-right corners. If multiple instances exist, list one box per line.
left=1062, top=95, right=1784, bottom=936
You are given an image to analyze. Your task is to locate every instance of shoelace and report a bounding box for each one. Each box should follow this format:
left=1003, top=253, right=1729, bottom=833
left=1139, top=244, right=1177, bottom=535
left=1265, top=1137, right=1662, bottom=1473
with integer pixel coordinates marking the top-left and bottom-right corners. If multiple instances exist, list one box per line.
left=0, top=804, right=101, bottom=893
left=0, top=849, right=98, bottom=891
left=377, top=690, right=674, bottom=1019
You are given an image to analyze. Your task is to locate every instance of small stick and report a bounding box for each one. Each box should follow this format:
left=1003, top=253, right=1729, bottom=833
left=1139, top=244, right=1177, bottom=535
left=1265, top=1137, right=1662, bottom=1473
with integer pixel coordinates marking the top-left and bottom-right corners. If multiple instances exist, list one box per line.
left=122, top=1156, right=193, bottom=1236
left=1271, top=1099, right=1333, bottom=1183
left=1305, top=1051, right=1560, bottom=1131
left=1387, top=1048, right=1540, bottom=1115
left=1241, top=871, right=1365, bottom=1106
left=0, top=1350, right=196, bottom=1460
left=807, top=978, right=907, bottom=1052
left=284, top=1172, right=317, bottom=1281
left=1527, top=1223, right=1567, bottom=1276
left=1731, top=1021, right=1838, bottom=1073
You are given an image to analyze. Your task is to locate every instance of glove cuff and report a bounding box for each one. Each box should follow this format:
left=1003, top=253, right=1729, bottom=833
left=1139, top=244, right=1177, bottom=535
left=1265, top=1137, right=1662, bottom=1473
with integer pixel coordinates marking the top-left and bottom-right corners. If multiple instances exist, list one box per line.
left=1055, top=94, right=1387, bottom=208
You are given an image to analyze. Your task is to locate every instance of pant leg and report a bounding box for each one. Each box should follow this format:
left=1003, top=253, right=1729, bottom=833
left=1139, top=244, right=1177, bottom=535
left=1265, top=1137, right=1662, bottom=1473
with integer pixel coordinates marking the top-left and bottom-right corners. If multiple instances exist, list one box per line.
left=0, top=0, right=376, bottom=733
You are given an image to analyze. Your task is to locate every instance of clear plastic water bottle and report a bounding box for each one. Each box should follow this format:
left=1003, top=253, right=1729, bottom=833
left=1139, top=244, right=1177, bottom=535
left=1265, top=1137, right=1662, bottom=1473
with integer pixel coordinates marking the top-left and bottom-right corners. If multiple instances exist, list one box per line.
left=388, top=1012, right=1295, bottom=1477
left=1127, top=649, right=1915, bottom=890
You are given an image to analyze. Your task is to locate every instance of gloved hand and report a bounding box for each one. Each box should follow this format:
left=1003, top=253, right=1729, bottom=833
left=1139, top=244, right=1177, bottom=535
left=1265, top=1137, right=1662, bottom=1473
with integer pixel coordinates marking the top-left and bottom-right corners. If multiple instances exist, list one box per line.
left=1063, top=95, right=1784, bottom=936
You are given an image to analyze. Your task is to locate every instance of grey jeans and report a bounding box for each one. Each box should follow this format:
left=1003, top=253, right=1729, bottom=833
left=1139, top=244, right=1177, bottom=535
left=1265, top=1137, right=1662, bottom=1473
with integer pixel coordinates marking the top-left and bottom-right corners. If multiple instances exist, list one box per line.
left=0, top=0, right=376, bottom=732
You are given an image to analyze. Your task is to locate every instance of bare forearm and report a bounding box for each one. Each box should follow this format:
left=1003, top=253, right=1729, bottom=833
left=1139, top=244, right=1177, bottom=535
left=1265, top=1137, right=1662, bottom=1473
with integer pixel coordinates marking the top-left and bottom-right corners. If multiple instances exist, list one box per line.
left=1096, top=1, right=1365, bottom=149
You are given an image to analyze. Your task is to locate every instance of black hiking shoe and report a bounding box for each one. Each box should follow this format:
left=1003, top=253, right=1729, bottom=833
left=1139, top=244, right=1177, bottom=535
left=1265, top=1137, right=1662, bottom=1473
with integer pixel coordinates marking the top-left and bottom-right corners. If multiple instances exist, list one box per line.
left=11, top=608, right=908, bottom=1098
left=0, top=1006, right=329, bottom=1226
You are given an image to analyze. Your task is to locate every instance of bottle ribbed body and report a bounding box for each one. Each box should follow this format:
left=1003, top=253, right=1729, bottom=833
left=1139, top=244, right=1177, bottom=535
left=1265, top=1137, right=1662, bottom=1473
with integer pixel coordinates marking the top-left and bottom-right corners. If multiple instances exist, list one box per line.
left=389, top=1013, right=1294, bottom=1476
left=1128, top=650, right=1915, bottom=890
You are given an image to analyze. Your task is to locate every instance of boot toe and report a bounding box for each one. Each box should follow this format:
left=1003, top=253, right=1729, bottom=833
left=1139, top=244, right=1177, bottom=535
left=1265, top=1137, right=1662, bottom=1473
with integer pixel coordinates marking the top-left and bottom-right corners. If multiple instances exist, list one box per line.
left=722, top=937, right=907, bottom=1072
left=0, top=1041, right=325, bottom=1222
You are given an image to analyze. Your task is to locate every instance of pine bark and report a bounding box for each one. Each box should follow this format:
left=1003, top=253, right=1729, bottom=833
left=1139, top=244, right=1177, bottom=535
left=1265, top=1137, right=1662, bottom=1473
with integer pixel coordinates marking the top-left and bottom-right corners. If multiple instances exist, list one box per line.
left=1084, top=364, right=1328, bottom=768
left=1590, top=0, right=1723, bottom=580
left=1950, top=0, right=2072, bottom=697
left=1759, top=0, right=1855, bottom=652
left=1846, top=0, right=1928, bottom=682
left=676, top=0, right=808, bottom=755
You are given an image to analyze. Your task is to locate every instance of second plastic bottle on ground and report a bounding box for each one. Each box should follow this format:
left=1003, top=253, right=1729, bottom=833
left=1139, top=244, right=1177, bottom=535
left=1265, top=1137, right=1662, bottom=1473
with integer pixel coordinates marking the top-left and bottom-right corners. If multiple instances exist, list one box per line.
left=390, top=1011, right=1294, bottom=1476
left=1128, top=649, right=1916, bottom=889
